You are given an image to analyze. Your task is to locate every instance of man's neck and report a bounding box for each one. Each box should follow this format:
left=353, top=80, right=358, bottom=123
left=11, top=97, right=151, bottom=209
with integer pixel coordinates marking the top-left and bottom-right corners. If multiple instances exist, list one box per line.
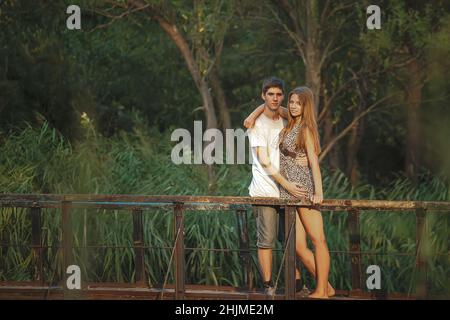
left=263, top=105, right=280, bottom=121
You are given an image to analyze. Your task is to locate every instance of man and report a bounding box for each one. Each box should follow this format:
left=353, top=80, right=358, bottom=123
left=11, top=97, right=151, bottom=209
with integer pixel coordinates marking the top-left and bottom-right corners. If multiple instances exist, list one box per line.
left=247, top=77, right=307, bottom=295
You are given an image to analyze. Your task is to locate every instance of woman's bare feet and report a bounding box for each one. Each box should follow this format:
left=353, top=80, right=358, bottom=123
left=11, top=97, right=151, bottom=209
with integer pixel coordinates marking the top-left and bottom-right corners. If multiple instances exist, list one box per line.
left=308, top=291, right=329, bottom=299
left=327, top=284, right=335, bottom=297
left=308, top=284, right=334, bottom=299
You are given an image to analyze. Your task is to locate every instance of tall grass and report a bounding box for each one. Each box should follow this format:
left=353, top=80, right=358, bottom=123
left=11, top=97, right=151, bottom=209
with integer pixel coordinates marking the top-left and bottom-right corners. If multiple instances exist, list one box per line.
left=0, top=120, right=448, bottom=296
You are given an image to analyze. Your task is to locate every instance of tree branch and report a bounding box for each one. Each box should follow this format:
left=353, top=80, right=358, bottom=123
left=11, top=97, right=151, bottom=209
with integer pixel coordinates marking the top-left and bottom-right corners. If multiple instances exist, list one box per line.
left=88, top=2, right=150, bottom=32
left=322, top=1, right=356, bottom=22
left=277, top=0, right=305, bottom=42
left=320, top=0, right=331, bottom=25
left=318, top=74, right=359, bottom=124
left=267, top=2, right=305, bottom=59
left=319, top=93, right=398, bottom=162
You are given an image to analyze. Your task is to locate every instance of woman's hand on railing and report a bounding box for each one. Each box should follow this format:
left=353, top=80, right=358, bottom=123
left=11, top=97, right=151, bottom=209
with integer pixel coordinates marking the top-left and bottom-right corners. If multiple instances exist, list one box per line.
left=311, top=193, right=323, bottom=204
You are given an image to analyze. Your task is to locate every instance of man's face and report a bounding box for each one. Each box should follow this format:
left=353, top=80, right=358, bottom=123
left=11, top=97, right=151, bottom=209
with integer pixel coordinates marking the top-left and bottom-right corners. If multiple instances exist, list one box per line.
left=262, top=87, right=284, bottom=112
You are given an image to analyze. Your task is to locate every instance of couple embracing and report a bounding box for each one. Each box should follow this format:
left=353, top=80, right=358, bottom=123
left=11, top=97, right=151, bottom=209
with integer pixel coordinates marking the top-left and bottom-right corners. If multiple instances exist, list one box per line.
left=245, top=77, right=334, bottom=298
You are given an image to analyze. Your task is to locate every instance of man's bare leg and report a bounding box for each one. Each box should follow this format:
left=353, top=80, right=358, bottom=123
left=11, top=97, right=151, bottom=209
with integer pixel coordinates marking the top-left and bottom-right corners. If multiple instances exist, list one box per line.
left=258, top=248, right=273, bottom=283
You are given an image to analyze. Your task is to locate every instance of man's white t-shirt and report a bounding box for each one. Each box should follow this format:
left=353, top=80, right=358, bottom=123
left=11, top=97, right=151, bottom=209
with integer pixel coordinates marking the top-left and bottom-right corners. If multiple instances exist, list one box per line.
left=248, top=113, right=285, bottom=197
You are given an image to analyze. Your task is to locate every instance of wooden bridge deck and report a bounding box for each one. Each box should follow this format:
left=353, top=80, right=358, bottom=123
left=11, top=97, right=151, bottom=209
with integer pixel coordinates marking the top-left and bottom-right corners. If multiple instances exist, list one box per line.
left=0, top=283, right=414, bottom=300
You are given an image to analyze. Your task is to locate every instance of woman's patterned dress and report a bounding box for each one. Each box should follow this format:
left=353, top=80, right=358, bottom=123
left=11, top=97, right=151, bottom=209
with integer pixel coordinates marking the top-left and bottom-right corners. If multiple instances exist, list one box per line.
left=279, top=122, right=315, bottom=200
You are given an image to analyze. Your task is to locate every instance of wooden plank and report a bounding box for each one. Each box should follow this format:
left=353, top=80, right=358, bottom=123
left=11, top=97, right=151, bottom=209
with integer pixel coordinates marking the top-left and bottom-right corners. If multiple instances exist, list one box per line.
left=132, top=208, right=145, bottom=286
left=415, top=208, right=428, bottom=299
left=1, top=195, right=450, bottom=212
left=30, top=207, right=43, bottom=283
left=235, top=209, right=253, bottom=290
left=174, top=203, right=185, bottom=300
left=61, top=201, right=73, bottom=275
left=61, top=201, right=79, bottom=299
left=0, top=283, right=428, bottom=300
left=347, top=209, right=362, bottom=295
left=1, top=194, right=450, bottom=211
left=284, top=206, right=296, bottom=299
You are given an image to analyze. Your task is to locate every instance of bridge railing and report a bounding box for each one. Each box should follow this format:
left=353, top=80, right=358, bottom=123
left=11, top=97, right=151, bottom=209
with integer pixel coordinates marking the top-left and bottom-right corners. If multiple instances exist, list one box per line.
left=0, top=194, right=449, bottom=299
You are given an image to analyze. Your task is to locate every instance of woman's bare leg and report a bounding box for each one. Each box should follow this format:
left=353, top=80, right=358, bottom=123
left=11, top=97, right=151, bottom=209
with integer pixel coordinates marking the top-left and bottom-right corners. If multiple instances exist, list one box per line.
left=295, top=209, right=335, bottom=296
left=298, top=207, right=331, bottom=298
left=295, top=211, right=316, bottom=276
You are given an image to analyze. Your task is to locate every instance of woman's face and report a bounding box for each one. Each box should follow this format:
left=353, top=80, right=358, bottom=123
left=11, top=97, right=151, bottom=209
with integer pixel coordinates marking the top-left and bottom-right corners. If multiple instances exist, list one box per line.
left=289, top=94, right=303, bottom=118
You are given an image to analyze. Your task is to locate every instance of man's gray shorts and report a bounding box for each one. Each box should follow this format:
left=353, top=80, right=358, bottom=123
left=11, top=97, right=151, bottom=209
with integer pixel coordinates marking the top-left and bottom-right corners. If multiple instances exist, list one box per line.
left=253, top=205, right=285, bottom=249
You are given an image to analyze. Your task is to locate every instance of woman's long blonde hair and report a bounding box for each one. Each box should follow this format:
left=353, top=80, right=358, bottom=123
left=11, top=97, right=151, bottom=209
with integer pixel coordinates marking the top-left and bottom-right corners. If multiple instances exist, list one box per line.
left=279, top=86, right=321, bottom=155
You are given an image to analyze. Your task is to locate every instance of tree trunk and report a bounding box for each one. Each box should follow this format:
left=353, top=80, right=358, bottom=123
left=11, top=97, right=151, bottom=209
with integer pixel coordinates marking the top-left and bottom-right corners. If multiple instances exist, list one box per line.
left=329, top=142, right=341, bottom=171
left=151, top=12, right=217, bottom=189
left=305, top=45, right=322, bottom=117
left=346, top=77, right=368, bottom=186
left=209, top=66, right=231, bottom=131
left=322, top=108, right=340, bottom=169
left=279, top=0, right=322, bottom=116
left=153, top=14, right=218, bottom=130
left=277, top=0, right=360, bottom=167
left=346, top=112, right=365, bottom=186
left=305, top=0, right=321, bottom=116
left=405, top=57, right=423, bottom=185
left=198, top=80, right=218, bottom=130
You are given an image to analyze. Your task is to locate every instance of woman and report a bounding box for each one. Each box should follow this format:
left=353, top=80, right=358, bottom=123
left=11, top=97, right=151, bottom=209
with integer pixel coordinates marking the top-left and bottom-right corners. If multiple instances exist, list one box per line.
left=245, top=86, right=334, bottom=298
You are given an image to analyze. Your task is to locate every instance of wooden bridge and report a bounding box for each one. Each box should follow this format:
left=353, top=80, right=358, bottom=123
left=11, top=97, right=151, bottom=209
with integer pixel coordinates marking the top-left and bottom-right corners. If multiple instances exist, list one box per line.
left=0, top=194, right=449, bottom=300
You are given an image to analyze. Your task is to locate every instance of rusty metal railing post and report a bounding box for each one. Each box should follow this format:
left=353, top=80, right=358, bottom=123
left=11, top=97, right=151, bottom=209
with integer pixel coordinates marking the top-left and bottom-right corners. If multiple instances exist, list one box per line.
left=132, top=208, right=145, bottom=286
left=61, top=201, right=74, bottom=298
left=347, top=208, right=362, bottom=296
left=31, top=206, right=43, bottom=283
left=415, top=208, right=428, bottom=299
left=284, top=206, right=296, bottom=299
left=236, top=209, right=253, bottom=290
left=174, top=203, right=185, bottom=299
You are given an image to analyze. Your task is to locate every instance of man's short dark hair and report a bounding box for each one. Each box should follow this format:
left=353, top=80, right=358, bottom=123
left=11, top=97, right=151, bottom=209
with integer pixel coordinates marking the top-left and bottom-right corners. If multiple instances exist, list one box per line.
left=262, top=77, right=285, bottom=94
